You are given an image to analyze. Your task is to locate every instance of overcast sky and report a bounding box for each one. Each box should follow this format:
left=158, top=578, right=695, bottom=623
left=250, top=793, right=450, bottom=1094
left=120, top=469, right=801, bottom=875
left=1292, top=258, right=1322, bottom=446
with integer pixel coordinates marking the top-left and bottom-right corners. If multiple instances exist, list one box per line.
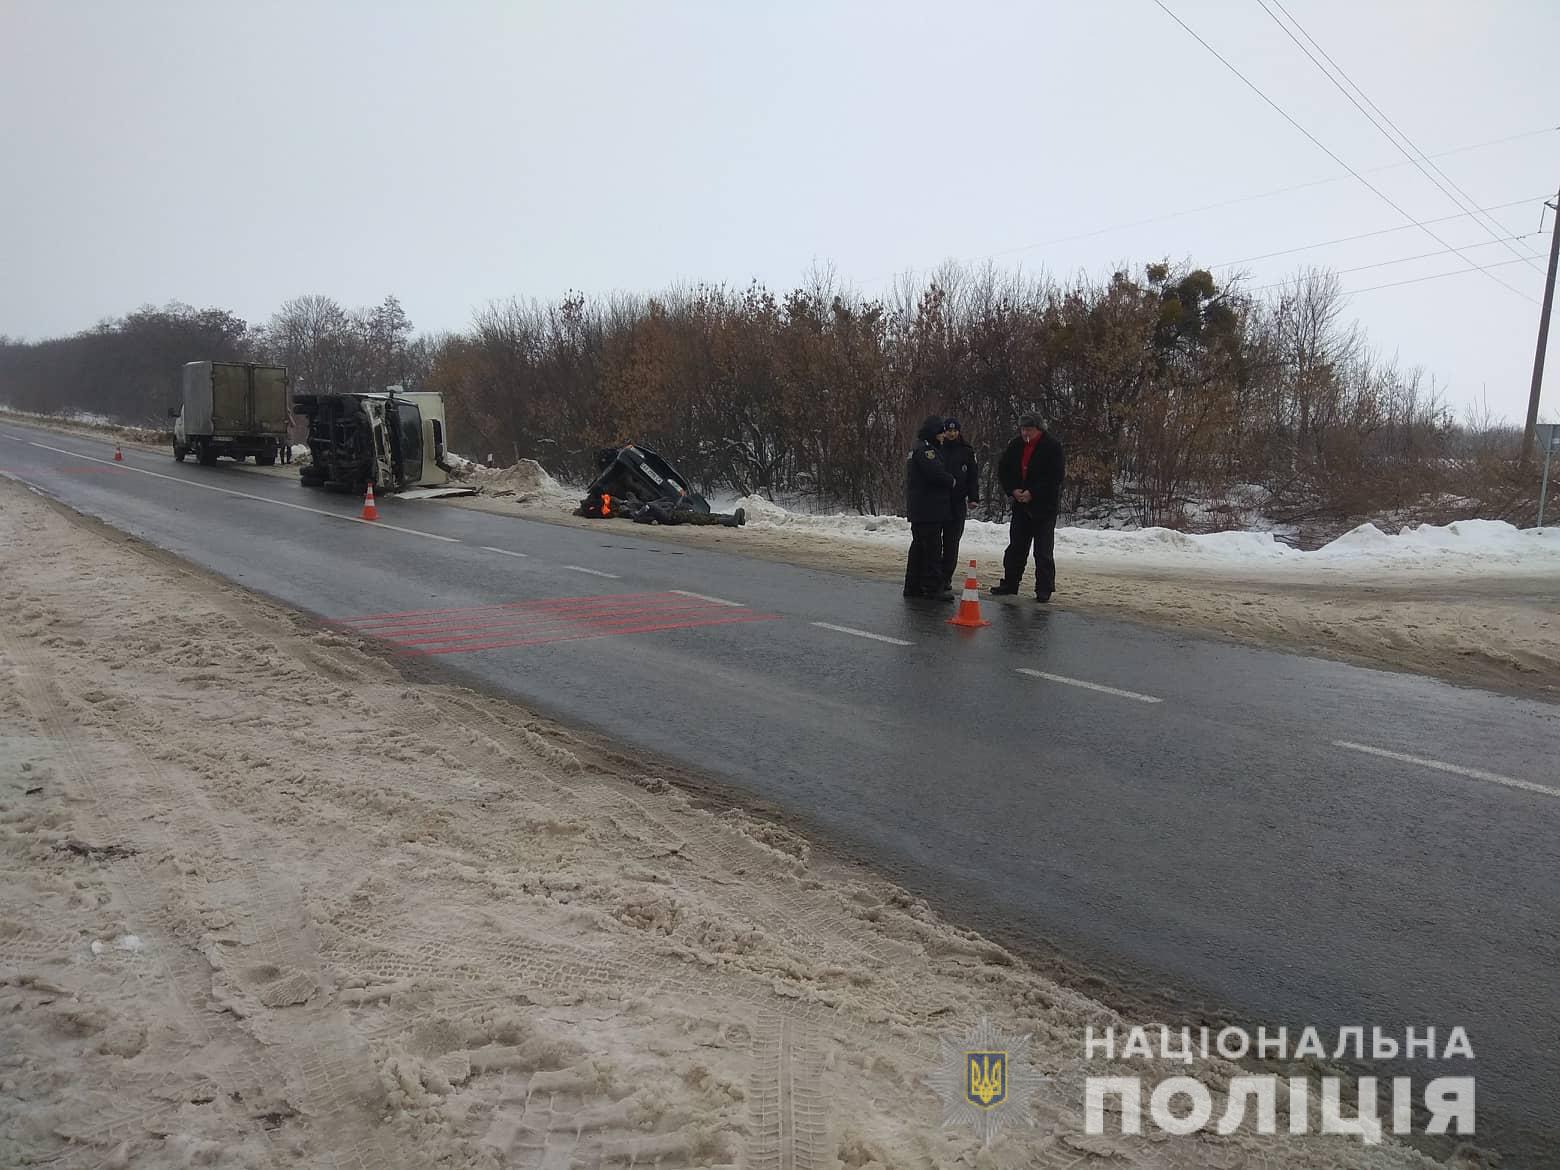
left=2, top=0, right=1556, bottom=423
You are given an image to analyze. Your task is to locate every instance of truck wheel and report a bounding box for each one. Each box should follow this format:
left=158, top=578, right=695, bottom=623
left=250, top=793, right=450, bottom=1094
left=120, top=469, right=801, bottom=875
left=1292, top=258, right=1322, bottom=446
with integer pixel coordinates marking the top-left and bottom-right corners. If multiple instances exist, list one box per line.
left=173, top=445, right=187, bottom=462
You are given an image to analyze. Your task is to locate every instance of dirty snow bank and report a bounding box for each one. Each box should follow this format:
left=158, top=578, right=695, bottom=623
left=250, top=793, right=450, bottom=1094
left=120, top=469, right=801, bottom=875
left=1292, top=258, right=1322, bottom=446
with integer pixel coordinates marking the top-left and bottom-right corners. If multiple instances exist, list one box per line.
left=448, top=452, right=578, bottom=507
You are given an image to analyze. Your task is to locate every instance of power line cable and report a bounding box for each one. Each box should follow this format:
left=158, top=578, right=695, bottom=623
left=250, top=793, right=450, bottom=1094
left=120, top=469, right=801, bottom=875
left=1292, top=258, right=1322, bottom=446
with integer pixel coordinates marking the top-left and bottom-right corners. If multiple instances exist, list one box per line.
left=1266, top=0, right=1545, bottom=270
left=1209, top=194, right=1545, bottom=268
left=1344, top=255, right=1537, bottom=296
left=1256, top=0, right=1545, bottom=272
left=1150, top=0, right=1538, bottom=305
left=1240, top=234, right=1540, bottom=294
left=857, top=124, right=1557, bottom=288
left=1250, top=255, right=1536, bottom=298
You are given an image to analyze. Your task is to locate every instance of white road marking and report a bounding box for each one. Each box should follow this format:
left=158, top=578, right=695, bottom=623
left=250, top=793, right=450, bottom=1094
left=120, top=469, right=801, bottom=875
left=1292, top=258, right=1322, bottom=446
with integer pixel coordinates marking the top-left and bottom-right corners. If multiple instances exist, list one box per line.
left=20, top=438, right=459, bottom=542
left=1016, top=668, right=1163, bottom=704
left=810, top=621, right=912, bottom=646
left=480, top=546, right=529, bottom=558
left=669, top=589, right=744, bottom=607
left=564, top=565, right=620, bottom=578
left=1333, top=740, right=1559, bottom=799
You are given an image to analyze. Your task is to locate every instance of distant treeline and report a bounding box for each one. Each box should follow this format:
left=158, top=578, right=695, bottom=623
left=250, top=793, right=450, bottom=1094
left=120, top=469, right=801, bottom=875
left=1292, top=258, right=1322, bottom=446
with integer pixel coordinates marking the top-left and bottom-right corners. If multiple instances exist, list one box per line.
left=0, top=263, right=1538, bottom=527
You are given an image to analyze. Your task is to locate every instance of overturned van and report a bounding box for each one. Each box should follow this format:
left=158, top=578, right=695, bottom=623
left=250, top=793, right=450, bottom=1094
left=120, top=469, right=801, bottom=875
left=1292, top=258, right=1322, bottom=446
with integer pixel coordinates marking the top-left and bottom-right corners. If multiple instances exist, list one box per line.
left=293, top=390, right=453, bottom=494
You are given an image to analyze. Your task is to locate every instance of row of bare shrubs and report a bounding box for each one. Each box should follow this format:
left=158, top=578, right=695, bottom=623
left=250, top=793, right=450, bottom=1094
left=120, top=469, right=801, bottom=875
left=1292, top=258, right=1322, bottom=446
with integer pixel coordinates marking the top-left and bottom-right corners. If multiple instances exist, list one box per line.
left=0, top=264, right=1545, bottom=530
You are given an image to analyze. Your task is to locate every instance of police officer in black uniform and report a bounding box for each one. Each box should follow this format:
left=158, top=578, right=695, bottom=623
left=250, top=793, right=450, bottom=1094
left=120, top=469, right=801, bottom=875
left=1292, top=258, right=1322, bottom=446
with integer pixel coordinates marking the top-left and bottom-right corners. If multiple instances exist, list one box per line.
left=938, top=417, right=979, bottom=592
left=904, top=415, right=958, bottom=599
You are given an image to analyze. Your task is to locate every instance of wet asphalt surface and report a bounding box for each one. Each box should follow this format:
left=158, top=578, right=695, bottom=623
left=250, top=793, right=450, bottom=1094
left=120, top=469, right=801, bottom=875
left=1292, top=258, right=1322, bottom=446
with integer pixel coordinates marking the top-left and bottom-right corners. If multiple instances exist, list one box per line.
left=5, top=423, right=1559, bottom=1167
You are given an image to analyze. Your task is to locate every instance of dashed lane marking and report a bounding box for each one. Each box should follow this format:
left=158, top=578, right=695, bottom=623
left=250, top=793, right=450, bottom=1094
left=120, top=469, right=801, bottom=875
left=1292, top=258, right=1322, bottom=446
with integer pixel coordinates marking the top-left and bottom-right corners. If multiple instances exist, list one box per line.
left=564, top=565, right=620, bottom=578
left=1016, top=667, right=1163, bottom=704
left=810, top=622, right=912, bottom=646
left=20, top=437, right=460, bottom=542
left=1333, top=740, right=1559, bottom=799
left=669, top=589, right=745, bottom=607
left=480, top=545, right=529, bottom=558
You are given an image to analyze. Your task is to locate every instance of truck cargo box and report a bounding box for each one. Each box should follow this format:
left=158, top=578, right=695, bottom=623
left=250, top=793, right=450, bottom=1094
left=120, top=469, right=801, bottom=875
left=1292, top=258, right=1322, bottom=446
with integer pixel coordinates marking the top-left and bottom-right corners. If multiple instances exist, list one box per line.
left=181, top=362, right=290, bottom=438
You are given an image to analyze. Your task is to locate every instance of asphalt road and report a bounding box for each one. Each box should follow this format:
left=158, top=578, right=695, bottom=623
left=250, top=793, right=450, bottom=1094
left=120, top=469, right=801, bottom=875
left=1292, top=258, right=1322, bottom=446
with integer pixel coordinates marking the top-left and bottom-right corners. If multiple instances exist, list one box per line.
left=5, top=423, right=1558, bottom=1166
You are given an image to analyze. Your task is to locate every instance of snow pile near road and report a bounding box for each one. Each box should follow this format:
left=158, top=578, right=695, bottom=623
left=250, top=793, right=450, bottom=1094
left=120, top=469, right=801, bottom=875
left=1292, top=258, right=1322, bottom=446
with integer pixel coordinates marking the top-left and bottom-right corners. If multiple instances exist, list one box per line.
left=1307, top=518, right=1553, bottom=569
left=459, top=457, right=575, bottom=506
left=443, top=449, right=479, bottom=475
left=731, top=495, right=1560, bottom=576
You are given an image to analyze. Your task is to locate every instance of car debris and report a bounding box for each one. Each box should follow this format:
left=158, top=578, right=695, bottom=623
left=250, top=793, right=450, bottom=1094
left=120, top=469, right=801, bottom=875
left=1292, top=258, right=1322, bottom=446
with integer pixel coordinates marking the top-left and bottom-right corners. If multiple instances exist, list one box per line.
left=576, top=444, right=745, bottom=528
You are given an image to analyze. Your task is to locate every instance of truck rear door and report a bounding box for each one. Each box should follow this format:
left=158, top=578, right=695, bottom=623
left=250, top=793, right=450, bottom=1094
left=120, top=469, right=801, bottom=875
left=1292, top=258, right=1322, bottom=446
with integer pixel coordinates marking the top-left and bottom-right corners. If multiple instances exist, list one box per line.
left=250, top=366, right=290, bottom=435
left=210, top=364, right=251, bottom=434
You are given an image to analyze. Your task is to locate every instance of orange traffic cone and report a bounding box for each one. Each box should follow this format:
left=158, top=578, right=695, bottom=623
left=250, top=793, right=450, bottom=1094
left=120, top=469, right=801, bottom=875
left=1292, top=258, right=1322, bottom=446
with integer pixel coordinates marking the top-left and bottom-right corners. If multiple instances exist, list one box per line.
left=360, top=482, right=379, bottom=521
left=947, top=559, right=991, bottom=628
left=114, top=445, right=123, bottom=461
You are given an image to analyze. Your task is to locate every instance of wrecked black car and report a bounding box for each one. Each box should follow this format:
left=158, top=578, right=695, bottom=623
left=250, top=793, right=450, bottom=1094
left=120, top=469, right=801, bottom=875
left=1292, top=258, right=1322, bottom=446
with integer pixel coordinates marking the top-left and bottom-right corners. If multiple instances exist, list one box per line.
left=576, top=444, right=745, bottom=528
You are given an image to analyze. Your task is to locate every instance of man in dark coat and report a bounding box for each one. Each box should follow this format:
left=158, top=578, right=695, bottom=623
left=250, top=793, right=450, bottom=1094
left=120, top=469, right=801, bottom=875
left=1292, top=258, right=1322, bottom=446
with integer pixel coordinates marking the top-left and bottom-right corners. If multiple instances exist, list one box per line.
left=904, top=415, right=957, bottom=599
left=991, top=413, right=1065, bottom=601
left=938, top=417, right=979, bottom=592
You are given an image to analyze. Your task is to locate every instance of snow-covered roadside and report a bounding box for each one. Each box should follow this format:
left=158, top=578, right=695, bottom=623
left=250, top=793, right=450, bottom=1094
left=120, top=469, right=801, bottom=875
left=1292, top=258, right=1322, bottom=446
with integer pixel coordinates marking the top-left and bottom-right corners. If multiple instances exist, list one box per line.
left=0, top=406, right=171, bottom=451
left=438, top=448, right=1560, bottom=581
left=0, top=480, right=1452, bottom=1169
left=732, top=494, right=1560, bottom=580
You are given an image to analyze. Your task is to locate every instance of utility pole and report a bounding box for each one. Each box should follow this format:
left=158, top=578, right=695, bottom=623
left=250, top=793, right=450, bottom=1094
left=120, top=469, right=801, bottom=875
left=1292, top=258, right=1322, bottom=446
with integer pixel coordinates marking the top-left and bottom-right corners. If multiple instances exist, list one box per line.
left=1522, top=187, right=1560, bottom=465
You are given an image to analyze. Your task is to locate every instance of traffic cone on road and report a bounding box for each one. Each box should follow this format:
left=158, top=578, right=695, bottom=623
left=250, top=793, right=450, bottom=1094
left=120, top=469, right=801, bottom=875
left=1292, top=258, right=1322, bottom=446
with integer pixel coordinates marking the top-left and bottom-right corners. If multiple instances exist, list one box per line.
left=114, top=445, right=122, bottom=461
left=946, top=559, right=991, bottom=628
left=360, top=482, right=379, bottom=521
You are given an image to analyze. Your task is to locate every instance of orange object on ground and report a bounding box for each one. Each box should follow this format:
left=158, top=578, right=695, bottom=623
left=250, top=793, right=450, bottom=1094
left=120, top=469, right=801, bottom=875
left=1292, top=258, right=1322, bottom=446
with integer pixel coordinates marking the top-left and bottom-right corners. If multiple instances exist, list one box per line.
left=946, top=559, right=991, bottom=628
left=361, top=482, right=379, bottom=521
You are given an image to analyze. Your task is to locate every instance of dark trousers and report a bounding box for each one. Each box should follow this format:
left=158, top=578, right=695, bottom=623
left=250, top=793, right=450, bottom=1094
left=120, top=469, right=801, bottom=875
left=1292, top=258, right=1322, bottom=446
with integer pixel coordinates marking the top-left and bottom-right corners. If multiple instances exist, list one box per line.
left=904, top=523, right=945, bottom=595
left=940, top=510, right=967, bottom=588
left=1001, top=507, right=1057, bottom=595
